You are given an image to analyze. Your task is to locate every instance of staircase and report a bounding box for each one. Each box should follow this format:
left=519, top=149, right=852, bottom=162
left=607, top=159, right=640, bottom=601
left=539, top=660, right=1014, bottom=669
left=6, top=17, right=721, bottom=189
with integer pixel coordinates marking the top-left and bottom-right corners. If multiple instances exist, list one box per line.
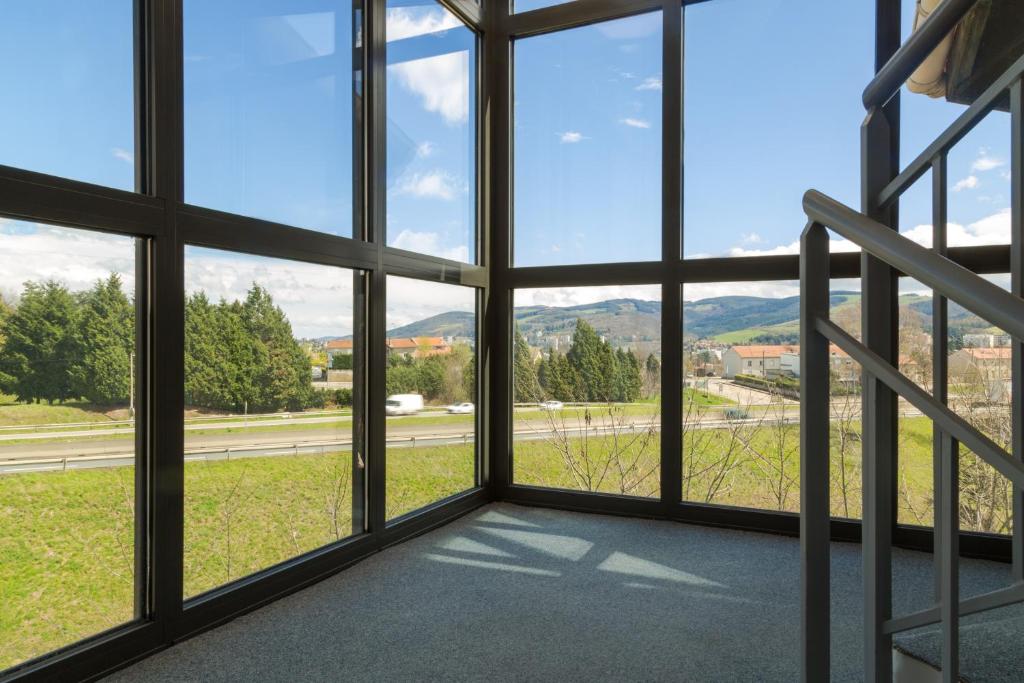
left=799, top=1, right=1024, bottom=681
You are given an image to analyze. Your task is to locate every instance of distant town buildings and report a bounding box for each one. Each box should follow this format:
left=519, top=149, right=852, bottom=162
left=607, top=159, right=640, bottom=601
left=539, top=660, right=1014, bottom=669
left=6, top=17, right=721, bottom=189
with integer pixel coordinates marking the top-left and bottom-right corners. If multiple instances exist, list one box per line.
left=325, top=336, right=457, bottom=365
left=722, top=345, right=799, bottom=379
left=962, top=333, right=1012, bottom=348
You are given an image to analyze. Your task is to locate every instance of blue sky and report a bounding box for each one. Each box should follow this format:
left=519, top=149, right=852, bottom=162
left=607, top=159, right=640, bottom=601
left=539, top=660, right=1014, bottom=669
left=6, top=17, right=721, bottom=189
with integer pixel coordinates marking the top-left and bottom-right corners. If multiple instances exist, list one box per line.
left=0, top=0, right=1013, bottom=321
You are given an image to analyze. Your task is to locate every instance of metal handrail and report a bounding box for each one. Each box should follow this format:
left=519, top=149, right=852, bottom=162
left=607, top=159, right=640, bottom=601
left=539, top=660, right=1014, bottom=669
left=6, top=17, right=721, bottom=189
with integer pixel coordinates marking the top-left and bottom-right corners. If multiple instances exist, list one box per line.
left=816, top=316, right=1024, bottom=488
left=862, top=0, right=978, bottom=109
left=803, top=189, right=1024, bottom=343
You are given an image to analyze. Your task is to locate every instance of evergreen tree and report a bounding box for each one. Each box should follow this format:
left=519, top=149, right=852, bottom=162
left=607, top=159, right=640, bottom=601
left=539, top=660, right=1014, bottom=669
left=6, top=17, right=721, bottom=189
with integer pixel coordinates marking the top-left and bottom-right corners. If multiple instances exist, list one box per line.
left=513, top=327, right=541, bottom=402
left=0, top=280, right=78, bottom=403
left=240, top=285, right=313, bottom=412
left=70, top=275, right=134, bottom=404
left=644, top=353, right=661, bottom=398
left=566, top=319, right=612, bottom=401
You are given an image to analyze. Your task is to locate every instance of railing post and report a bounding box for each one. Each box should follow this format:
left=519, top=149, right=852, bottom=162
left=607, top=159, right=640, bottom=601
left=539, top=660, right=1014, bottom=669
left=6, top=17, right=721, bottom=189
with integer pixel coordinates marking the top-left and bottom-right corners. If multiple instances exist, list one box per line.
left=800, top=221, right=831, bottom=682
left=862, top=103, right=898, bottom=682
left=938, top=430, right=960, bottom=682
left=931, top=152, right=949, bottom=601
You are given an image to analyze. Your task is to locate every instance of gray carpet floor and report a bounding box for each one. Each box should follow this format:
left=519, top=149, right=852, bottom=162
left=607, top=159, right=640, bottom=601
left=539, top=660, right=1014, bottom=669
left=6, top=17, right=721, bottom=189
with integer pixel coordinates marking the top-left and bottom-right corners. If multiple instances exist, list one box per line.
left=104, top=503, right=1020, bottom=682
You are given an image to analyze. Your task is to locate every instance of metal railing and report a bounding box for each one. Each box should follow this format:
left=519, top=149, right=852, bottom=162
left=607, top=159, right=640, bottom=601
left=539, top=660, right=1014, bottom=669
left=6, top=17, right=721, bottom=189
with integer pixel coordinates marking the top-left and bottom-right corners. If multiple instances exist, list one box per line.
left=802, top=2, right=1024, bottom=680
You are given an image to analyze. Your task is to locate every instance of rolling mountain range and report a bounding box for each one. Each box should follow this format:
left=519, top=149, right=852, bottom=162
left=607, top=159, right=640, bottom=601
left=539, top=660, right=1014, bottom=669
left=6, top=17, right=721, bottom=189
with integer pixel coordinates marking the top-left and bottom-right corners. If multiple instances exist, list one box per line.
left=350, top=292, right=998, bottom=348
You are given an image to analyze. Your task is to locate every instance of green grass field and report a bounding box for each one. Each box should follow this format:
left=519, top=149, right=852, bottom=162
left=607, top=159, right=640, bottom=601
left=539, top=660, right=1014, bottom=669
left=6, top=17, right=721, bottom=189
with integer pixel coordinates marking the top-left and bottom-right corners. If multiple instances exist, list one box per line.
left=1, top=414, right=1012, bottom=670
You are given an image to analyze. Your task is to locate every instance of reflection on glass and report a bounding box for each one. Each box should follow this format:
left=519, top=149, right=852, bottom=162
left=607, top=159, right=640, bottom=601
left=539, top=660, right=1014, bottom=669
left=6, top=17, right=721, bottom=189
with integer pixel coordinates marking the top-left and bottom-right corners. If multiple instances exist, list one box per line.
left=512, top=286, right=662, bottom=498
left=385, top=276, right=477, bottom=519
left=386, top=1, right=476, bottom=263
left=0, top=2, right=134, bottom=189
left=514, top=12, right=662, bottom=266
left=183, top=248, right=359, bottom=598
left=184, top=1, right=358, bottom=235
left=0, top=220, right=137, bottom=669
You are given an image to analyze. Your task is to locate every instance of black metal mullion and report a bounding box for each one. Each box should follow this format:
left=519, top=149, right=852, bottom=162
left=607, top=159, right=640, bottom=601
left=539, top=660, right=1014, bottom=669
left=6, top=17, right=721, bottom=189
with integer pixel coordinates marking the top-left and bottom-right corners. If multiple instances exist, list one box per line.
left=148, top=0, right=186, bottom=642
left=1010, top=79, right=1024, bottom=583
left=660, top=0, right=682, bottom=513
left=365, top=0, right=388, bottom=534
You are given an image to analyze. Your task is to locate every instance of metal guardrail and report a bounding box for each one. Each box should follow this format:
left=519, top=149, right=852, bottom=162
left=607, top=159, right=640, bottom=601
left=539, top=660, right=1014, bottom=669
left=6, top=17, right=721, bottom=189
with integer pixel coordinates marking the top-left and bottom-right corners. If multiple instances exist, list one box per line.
left=803, top=13, right=1024, bottom=675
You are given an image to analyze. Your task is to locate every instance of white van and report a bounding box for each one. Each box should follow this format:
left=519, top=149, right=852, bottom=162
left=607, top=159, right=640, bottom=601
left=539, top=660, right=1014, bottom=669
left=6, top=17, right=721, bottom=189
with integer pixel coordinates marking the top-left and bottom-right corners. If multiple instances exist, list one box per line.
left=385, top=394, right=424, bottom=416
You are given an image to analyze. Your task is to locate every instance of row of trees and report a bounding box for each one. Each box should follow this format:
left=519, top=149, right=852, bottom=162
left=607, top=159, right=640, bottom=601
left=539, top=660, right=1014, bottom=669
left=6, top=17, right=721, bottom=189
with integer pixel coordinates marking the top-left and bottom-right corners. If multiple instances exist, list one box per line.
left=0, top=275, right=320, bottom=413
left=0, top=276, right=134, bottom=405
left=385, top=346, right=474, bottom=405
left=185, top=285, right=316, bottom=413
left=513, top=320, right=659, bottom=404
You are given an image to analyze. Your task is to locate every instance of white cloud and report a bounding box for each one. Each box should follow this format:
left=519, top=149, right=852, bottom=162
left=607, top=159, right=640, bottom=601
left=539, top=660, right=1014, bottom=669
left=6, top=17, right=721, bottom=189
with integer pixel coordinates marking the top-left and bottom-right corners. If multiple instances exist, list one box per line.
left=390, top=230, right=470, bottom=264
left=515, top=285, right=660, bottom=308
left=952, top=175, right=979, bottom=192
left=111, top=147, right=134, bottom=164
left=0, top=221, right=136, bottom=306
left=971, top=149, right=1005, bottom=172
left=636, top=76, right=662, bottom=91
left=389, top=51, right=469, bottom=125
left=184, top=247, right=356, bottom=339
left=386, top=274, right=475, bottom=330
left=385, top=7, right=463, bottom=41
left=620, top=118, right=650, bottom=129
left=901, top=207, right=1010, bottom=248
left=683, top=281, right=800, bottom=301
left=740, top=232, right=763, bottom=244
left=560, top=131, right=584, bottom=144
left=394, top=170, right=460, bottom=200
left=416, top=141, right=436, bottom=158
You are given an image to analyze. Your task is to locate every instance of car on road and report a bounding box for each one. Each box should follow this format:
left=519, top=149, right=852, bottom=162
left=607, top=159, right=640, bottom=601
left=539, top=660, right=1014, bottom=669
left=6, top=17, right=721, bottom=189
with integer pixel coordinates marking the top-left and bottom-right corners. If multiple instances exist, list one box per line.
left=385, top=394, right=424, bottom=416
left=446, top=402, right=474, bottom=414
left=538, top=400, right=564, bottom=411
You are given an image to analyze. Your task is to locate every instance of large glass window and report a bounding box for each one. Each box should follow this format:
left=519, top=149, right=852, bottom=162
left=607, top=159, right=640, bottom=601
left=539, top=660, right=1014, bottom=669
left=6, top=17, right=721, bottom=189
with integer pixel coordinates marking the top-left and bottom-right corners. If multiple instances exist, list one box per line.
left=385, top=276, right=477, bottom=519
left=184, top=1, right=359, bottom=235
left=514, top=13, right=663, bottom=267
left=0, top=2, right=135, bottom=190
left=682, top=281, right=802, bottom=511
left=183, top=248, right=361, bottom=598
left=512, top=286, right=662, bottom=498
left=0, top=220, right=137, bottom=669
left=684, top=0, right=871, bottom=259
left=386, top=1, right=476, bottom=263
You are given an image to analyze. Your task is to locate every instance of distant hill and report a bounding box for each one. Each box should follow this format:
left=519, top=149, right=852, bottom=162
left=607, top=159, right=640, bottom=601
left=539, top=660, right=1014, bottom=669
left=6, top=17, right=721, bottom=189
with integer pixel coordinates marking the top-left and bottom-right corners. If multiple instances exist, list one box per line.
left=386, top=311, right=477, bottom=338
left=320, top=291, right=1000, bottom=349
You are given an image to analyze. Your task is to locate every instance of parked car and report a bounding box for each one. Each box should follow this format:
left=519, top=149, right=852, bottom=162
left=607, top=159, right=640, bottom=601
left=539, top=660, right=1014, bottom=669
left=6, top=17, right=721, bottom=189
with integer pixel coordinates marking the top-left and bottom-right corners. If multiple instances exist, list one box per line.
left=385, top=394, right=424, bottom=416
left=447, top=402, right=474, bottom=414
left=538, top=400, right=564, bottom=411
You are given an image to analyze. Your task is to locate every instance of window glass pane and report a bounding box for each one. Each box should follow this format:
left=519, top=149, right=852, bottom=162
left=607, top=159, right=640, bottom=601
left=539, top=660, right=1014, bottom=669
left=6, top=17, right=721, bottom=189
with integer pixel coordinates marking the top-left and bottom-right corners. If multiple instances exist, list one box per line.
left=0, top=2, right=134, bottom=189
left=385, top=276, right=476, bottom=519
left=514, top=0, right=575, bottom=12
left=512, top=286, right=661, bottom=498
left=514, top=13, right=662, bottom=266
left=684, top=0, right=871, bottom=258
left=0, top=220, right=137, bottom=668
left=682, top=281, right=802, bottom=511
left=386, top=2, right=476, bottom=262
left=183, top=248, right=361, bottom=598
left=184, top=2, right=359, bottom=236
left=947, top=274, right=1014, bottom=536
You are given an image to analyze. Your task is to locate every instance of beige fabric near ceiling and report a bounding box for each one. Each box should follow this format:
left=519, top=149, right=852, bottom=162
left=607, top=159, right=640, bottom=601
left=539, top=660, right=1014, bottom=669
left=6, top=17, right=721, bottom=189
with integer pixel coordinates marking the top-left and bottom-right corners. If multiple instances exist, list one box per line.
left=907, top=0, right=955, bottom=97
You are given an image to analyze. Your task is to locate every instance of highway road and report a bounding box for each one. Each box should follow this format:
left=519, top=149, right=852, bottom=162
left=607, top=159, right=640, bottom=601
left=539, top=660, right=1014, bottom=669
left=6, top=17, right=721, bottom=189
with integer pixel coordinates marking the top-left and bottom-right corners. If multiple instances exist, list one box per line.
left=0, top=398, right=936, bottom=475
